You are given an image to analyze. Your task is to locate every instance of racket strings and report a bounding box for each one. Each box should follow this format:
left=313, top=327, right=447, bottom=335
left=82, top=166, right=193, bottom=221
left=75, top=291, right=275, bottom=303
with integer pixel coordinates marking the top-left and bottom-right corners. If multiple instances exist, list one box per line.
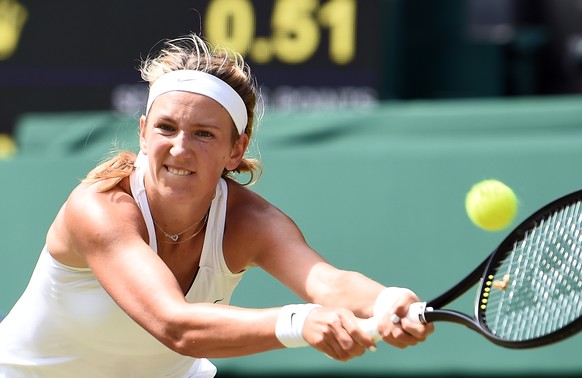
left=485, top=201, right=582, bottom=341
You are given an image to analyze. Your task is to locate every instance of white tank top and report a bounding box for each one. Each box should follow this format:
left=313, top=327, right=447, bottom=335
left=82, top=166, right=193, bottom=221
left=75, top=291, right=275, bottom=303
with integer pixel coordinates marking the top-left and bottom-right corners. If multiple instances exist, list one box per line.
left=0, top=158, right=244, bottom=378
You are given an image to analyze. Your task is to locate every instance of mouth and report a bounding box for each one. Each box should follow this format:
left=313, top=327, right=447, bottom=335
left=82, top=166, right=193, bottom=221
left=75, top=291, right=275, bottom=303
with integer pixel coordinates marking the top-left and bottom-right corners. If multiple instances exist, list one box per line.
left=166, top=166, right=193, bottom=176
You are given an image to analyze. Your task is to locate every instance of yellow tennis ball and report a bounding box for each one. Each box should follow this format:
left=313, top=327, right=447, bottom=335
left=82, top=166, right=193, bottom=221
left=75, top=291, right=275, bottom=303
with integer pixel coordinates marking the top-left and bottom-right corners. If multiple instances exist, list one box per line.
left=465, top=179, right=518, bottom=231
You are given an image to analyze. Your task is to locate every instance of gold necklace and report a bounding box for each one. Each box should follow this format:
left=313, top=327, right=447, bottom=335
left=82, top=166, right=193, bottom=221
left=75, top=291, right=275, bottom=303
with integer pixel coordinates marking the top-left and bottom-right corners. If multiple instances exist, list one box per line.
left=153, top=211, right=209, bottom=243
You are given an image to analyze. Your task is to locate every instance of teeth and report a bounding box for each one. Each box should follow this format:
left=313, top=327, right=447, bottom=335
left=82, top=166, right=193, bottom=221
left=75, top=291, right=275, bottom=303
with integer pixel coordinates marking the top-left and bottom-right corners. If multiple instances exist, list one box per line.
left=167, top=167, right=192, bottom=176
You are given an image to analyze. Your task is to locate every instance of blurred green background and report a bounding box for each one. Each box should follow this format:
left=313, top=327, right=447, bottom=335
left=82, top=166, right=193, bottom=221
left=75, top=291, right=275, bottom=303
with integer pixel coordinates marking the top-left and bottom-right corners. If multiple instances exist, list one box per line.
left=2, top=96, right=582, bottom=376
left=2, top=0, right=582, bottom=376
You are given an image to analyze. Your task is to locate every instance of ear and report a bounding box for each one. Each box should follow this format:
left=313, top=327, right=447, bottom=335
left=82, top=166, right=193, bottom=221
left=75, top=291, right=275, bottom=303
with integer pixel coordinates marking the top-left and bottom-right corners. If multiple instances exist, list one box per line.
left=225, top=133, right=250, bottom=171
left=139, top=115, right=148, bottom=154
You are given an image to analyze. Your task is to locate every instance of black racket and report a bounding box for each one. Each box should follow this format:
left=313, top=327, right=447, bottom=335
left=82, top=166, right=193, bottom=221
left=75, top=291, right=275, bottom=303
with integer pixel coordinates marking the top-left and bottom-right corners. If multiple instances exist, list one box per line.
left=362, top=189, right=582, bottom=349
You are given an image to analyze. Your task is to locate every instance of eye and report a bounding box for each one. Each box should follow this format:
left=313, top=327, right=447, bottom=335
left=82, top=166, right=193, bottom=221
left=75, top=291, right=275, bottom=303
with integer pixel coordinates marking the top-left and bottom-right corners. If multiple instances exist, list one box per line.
left=195, top=130, right=214, bottom=138
left=155, top=123, right=176, bottom=133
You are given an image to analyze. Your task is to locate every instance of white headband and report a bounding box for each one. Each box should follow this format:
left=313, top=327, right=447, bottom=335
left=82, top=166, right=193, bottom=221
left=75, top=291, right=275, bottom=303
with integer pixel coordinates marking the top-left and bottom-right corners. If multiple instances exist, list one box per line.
left=145, top=70, right=247, bottom=135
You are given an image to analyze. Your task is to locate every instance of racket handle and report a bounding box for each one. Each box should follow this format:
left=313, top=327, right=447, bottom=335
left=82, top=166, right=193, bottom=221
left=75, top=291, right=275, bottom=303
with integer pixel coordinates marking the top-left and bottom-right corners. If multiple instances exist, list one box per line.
left=359, top=301, right=429, bottom=341
left=359, top=317, right=383, bottom=341
left=403, top=301, right=429, bottom=323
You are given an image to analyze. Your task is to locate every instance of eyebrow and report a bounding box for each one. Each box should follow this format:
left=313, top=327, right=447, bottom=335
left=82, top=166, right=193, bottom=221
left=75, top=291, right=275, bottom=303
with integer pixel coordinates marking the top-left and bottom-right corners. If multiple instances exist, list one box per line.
left=154, top=114, right=224, bottom=131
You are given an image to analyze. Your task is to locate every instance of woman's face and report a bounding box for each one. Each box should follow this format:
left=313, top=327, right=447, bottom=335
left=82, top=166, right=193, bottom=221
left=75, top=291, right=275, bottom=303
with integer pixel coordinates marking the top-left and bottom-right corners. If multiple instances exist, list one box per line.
left=139, top=91, right=247, bottom=201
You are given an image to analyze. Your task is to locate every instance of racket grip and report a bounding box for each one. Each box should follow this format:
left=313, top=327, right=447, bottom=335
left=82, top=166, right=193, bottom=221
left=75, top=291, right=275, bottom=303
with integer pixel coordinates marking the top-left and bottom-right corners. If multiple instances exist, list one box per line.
left=403, top=301, right=429, bottom=323
left=359, top=317, right=383, bottom=341
left=359, top=301, right=429, bottom=341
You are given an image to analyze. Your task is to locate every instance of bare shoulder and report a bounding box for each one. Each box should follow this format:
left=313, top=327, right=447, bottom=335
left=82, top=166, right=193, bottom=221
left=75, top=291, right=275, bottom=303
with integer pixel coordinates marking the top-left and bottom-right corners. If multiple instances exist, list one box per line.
left=223, top=179, right=306, bottom=269
left=225, top=179, right=299, bottom=232
left=48, top=177, right=147, bottom=266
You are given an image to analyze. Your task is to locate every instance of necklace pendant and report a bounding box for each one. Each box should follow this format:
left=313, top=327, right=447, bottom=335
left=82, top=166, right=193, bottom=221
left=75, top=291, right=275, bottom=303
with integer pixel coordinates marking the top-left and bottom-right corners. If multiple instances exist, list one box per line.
left=169, top=234, right=179, bottom=242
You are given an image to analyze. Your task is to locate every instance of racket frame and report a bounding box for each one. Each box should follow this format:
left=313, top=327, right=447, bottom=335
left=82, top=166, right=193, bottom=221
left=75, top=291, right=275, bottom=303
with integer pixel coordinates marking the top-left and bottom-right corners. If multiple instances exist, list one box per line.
left=423, top=189, right=582, bottom=348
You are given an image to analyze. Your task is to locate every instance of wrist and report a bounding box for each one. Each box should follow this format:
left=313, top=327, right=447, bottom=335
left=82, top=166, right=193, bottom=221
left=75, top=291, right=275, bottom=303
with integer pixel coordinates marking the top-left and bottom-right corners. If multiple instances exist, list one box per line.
left=275, top=303, right=321, bottom=348
left=373, top=287, right=415, bottom=319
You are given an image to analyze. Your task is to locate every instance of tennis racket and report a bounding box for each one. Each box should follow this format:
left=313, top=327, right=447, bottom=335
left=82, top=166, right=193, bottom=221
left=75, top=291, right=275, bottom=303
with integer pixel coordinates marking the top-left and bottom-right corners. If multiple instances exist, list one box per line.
left=361, top=189, right=582, bottom=349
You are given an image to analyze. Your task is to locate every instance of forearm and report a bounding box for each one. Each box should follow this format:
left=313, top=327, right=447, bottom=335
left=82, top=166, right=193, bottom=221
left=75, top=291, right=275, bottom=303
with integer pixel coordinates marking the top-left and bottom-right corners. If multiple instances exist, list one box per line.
left=305, top=265, right=385, bottom=318
left=168, top=302, right=376, bottom=362
left=156, top=303, right=283, bottom=358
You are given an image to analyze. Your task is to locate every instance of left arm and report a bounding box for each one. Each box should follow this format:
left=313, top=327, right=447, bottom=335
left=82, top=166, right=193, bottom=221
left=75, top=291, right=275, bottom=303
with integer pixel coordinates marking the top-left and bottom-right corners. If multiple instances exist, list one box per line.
left=238, top=194, right=432, bottom=349
left=243, top=203, right=380, bottom=316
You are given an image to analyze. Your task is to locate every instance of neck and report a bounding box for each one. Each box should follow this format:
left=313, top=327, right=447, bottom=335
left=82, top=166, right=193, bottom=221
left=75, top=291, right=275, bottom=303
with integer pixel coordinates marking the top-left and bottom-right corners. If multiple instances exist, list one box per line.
left=151, top=201, right=212, bottom=234
left=154, top=210, right=209, bottom=244
left=144, top=181, right=217, bottom=232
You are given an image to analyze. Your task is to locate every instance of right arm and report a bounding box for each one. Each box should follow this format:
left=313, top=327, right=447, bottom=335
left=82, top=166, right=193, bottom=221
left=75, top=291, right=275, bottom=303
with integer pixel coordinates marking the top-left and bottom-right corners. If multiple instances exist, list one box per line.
left=53, top=183, right=285, bottom=358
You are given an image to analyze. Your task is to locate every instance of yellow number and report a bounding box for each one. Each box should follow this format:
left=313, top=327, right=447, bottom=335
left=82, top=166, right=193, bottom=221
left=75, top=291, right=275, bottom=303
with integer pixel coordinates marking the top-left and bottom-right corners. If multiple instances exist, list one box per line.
left=0, top=0, right=28, bottom=60
left=204, top=0, right=357, bottom=65
left=319, top=0, right=356, bottom=64
left=204, top=0, right=255, bottom=55
left=272, top=0, right=320, bottom=64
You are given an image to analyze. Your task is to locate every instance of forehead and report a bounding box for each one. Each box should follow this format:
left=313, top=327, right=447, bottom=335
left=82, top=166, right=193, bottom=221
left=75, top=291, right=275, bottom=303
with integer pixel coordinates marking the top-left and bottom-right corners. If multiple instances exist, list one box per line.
left=149, top=91, right=233, bottom=124
left=151, top=91, right=226, bottom=113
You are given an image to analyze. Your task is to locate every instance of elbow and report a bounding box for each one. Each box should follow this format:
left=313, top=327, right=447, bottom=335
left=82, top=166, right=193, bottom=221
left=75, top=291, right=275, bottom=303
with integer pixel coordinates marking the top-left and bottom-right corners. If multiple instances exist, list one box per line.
left=148, top=313, right=203, bottom=357
left=159, top=329, right=191, bottom=356
left=166, top=338, right=198, bottom=357
left=164, top=326, right=208, bottom=357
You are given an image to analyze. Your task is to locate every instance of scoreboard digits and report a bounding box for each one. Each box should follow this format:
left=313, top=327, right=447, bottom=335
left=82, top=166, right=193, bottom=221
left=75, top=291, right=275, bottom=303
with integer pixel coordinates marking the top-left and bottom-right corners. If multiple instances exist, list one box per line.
left=204, top=0, right=356, bottom=65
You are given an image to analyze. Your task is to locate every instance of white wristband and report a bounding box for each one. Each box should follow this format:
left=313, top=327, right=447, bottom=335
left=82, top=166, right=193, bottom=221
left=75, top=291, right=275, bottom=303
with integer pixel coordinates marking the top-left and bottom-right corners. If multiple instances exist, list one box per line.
left=373, top=287, right=415, bottom=320
left=275, top=304, right=321, bottom=348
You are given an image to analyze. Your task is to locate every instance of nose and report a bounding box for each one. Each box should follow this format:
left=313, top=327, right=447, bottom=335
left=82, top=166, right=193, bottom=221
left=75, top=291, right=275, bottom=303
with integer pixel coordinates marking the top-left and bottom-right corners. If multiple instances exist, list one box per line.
left=169, top=131, right=194, bottom=160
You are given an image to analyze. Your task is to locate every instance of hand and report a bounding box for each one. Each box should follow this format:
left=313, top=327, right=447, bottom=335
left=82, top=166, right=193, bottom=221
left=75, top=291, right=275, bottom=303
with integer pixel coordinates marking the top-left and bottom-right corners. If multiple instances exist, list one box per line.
left=375, top=290, right=434, bottom=349
left=301, top=307, right=377, bottom=361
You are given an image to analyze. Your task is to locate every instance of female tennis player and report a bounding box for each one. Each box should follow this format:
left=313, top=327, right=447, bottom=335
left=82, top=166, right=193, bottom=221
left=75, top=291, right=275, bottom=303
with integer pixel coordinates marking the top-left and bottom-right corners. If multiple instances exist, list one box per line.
left=0, top=34, right=433, bottom=377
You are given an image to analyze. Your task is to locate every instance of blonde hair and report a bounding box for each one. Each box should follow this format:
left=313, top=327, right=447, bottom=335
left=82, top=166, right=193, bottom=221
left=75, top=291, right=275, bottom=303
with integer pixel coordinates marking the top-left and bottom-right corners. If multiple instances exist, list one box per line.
left=83, top=34, right=262, bottom=191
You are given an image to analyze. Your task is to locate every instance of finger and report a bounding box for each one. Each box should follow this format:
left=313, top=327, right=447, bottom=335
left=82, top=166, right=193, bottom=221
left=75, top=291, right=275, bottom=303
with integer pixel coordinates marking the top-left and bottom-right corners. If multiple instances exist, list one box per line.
left=330, top=314, right=374, bottom=360
left=329, top=323, right=367, bottom=360
left=310, top=318, right=356, bottom=361
left=347, top=318, right=379, bottom=352
left=377, top=315, right=425, bottom=347
left=383, top=323, right=422, bottom=348
left=392, top=296, right=421, bottom=321
left=322, top=335, right=354, bottom=361
left=399, top=317, right=435, bottom=340
left=304, top=309, right=366, bottom=361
